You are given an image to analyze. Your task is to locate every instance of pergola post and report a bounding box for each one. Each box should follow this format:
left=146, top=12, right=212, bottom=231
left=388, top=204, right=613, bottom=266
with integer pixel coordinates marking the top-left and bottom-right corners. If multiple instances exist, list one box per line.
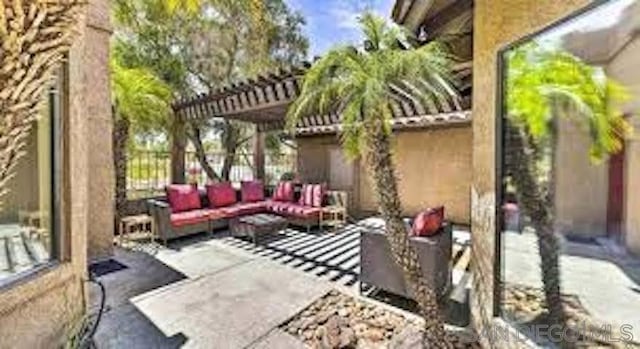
left=171, top=117, right=186, bottom=184
left=253, top=127, right=266, bottom=181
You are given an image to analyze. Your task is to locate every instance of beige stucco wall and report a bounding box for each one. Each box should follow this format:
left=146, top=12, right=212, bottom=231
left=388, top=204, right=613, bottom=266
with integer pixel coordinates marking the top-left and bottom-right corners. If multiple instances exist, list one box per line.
left=0, top=1, right=111, bottom=347
left=625, top=123, right=640, bottom=255
left=554, top=117, right=609, bottom=238
left=85, top=0, right=115, bottom=261
left=606, top=36, right=640, bottom=255
left=359, top=127, right=472, bottom=223
left=297, top=125, right=472, bottom=223
left=471, top=0, right=590, bottom=346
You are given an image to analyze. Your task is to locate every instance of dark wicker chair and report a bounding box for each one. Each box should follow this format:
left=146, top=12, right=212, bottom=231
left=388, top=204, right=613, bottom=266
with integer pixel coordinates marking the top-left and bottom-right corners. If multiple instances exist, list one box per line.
left=359, top=221, right=452, bottom=299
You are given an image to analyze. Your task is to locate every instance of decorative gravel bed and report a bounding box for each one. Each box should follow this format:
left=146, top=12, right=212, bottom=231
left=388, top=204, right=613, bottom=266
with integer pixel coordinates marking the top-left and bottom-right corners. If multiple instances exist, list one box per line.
left=281, top=290, right=480, bottom=348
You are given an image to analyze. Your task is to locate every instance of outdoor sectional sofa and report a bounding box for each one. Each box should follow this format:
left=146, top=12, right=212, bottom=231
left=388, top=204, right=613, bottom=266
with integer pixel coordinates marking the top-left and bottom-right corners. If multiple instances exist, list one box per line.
left=147, top=181, right=323, bottom=244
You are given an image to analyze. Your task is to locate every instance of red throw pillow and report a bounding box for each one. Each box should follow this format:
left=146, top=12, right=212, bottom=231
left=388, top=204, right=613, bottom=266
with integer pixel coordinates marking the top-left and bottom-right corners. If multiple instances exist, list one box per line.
left=206, top=182, right=237, bottom=208
left=272, top=181, right=294, bottom=202
left=412, top=206, right=445, bottom=237
left=299, top=184, right=312, bottom=206
left=241, top=180, right=264, bottom=202
left=298, top=184, right=325, bottom=207
left=166, top=184, right=201, bottom=213
left=312, top=184, right=325, bottom=207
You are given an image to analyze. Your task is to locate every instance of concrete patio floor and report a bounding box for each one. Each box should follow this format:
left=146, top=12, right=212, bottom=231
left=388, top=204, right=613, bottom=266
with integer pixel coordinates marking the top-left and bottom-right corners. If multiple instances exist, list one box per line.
left=90, top=220, right=471, bottom=348
left=91, top=235, right=333, bottom=348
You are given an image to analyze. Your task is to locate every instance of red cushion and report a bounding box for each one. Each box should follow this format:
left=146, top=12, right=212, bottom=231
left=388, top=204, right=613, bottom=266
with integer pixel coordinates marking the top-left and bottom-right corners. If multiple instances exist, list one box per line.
left=272, top=181, right=294, bottom=202
left=241, top=180, right=265, bottom=202
left=298, top=184, right=325, bottom=207
left=312, top=184, right=325, bottom=208
left=412, top=206, right=445, bottom=237
left=222, top=201, right=268, bottom=217
left=202, top=208, right=229, bottom=220
left=170, top=210, right=210, bottom=227
left=268, top=201, right=319, bottom=218
left=206, top=182, right=237, bottom=208
left=166, top=184, right=201, bottom=213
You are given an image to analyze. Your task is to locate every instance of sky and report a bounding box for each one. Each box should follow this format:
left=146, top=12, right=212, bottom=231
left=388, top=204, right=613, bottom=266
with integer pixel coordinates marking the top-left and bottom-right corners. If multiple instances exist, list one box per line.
left=285, top=0, right=396, bottom=57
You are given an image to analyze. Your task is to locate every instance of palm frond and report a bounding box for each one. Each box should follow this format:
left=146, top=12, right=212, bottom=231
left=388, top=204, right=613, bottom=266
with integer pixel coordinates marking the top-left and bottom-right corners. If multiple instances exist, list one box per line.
left=506, top=43, right=633, bottom=162
left=287, top=12, right=458, bottom=157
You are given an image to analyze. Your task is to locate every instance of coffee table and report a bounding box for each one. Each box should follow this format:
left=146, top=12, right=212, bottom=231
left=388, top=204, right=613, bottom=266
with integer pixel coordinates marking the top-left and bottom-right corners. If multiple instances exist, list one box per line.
left=229, top=213, right=288, bottom=244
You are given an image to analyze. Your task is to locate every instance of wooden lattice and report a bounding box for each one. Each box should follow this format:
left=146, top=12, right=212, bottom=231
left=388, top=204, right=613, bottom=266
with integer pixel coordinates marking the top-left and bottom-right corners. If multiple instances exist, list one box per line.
left=0, top=0, right=85, bottom=211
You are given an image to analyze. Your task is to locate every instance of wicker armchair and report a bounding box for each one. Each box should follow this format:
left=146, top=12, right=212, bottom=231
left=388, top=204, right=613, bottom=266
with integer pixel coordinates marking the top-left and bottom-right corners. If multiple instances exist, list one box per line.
left=359, top=220, right=452, bottom=299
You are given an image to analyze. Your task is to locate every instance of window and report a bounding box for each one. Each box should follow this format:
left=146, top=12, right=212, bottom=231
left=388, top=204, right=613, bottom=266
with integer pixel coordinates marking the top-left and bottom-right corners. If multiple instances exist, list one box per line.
left=497, top=0, right=640, bottom=346
left=0, top=68, right=63, bottom=285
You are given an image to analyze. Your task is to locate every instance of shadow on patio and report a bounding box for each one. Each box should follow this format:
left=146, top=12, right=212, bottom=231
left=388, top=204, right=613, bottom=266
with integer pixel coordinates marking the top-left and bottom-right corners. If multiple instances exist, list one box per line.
left=89, top=249, right=189, bottom=348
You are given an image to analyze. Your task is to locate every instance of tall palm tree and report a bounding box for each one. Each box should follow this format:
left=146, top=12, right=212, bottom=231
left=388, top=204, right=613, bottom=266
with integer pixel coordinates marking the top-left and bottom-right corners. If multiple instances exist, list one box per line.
left=111, top=58, right=172, bottom=220
left=288, top=13, right=460, bottom=346
left=504, top=43, right=631, bottom=343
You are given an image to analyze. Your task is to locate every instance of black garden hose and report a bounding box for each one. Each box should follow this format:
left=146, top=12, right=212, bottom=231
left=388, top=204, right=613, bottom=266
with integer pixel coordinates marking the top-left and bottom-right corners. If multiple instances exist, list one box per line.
left=74, top=271, right=106, bottom=349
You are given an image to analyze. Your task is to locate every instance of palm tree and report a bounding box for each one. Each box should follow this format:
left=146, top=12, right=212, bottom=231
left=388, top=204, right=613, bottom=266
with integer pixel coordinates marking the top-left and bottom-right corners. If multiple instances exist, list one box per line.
left=504, top=43, right=631, bottom=343
left=0, top=0, right=84, bottom=212
left=288, top=13, right=460, bottom=346
left=111, top=57, right=172, bottom=221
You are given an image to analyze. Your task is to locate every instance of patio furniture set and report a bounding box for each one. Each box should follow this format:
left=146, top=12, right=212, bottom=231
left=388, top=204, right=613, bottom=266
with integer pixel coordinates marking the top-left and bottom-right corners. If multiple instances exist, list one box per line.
left=147, top=180, right=347, bottom=245
left=143, top=181, right=453, bottom=303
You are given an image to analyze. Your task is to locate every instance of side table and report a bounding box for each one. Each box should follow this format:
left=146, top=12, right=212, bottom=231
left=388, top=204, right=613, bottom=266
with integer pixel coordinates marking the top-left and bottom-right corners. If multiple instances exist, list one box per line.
left=119, top=214, right=155, bottom=246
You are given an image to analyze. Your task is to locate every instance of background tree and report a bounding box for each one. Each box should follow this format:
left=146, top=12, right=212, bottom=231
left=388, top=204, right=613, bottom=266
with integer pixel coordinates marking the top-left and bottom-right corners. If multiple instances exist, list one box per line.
left=0, top=0, right=84, bottom=212
left=504, top=43, right=631, bottom=343
left=113, top=0, right=308, bottom=182
left=288, top=13, right=460, bottom=346
left=111, top=56, right=172, bottom=221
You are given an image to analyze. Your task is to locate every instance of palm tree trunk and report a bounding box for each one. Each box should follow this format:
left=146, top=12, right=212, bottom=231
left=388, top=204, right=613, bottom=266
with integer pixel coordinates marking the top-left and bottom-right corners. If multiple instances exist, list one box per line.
left=113, top=115, right=130, bottom=225
left=365, top=121, right=450, bottom=347
left=504, top=119, right=567, bottom=335
left=188, top=122, right=221, bottom=182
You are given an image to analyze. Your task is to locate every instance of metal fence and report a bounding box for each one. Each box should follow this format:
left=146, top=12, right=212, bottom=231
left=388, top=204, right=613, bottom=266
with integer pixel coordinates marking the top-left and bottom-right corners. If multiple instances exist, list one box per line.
left=126, top=150, right=297, bottom=198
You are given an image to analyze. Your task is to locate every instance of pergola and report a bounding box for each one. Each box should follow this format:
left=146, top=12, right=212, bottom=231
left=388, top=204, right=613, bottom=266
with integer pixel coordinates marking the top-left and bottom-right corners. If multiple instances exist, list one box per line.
left=170, top=60, right=473, bottom=183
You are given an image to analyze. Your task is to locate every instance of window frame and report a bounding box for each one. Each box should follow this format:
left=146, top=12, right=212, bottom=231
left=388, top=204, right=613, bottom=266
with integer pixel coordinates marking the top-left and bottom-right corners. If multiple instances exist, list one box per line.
left=493, top=0, right=620, bottom=319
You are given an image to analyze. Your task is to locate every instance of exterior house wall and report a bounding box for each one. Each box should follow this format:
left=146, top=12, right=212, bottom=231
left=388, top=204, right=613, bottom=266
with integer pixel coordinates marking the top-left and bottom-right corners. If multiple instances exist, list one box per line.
left=297, top=125, right=473, bottom=224
left=0, top=1, right=111, bottom=347
left=85, top=0, right=115, bottom=261
left=554, top=117, right=609, bottom=238
left=471, top=0, right=590, bottom=346
left=606, top=36, right=640, bottom=255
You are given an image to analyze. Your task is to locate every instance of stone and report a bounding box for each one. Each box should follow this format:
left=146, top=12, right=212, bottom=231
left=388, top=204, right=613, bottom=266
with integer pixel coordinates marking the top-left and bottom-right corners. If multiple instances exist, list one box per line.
left=389, top=325, right=423, bottom=349
left=304, top=329, right=315, bottom=340
left=337, top=307, right=350, bottom=318
left=316, top=310, right=334, bottom=324
left=321, top=327, right=341, bottom=349
left=339, top=328, right=357, bottom=348
left=364, top=328, right=385, bottom=342
left=353, top=322, right=368, bottom=337
left=301, top=316, right=316, bottom=330
left=315, top=325, right=326, bottom=339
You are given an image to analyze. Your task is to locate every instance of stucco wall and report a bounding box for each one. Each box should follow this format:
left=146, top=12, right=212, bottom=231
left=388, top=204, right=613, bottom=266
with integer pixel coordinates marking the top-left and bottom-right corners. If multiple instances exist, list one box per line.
left=554, top=117, right=609, bottom=238
left=85, top=0, right=115, bottom=261
left=625, top=123, right=640, bottom=255
left=297, top=125, right=473, bottom=223
left=606, top=36, right=640, bottom=255
left=471, top=0, right=590, bottom=346
left=0, top=1, right=111, bottom=347
left=359, top=127, right=472, bottom=223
